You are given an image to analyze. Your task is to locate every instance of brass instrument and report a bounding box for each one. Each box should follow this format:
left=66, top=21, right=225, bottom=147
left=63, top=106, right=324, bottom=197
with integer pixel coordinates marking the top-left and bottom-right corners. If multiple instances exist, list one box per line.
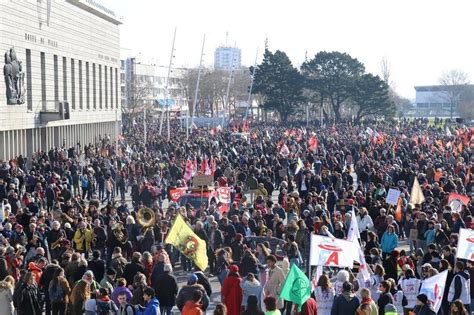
left=15, top=244, right=26, bottom=257
left=137, top=207, right=156, bottom=234
left=51, top=231, right=66, bottom=250
left=112, top=222, right=128, bottom=245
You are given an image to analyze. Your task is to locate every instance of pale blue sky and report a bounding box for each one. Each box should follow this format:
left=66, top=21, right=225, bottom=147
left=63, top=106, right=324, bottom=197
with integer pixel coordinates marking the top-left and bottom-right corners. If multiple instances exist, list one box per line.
left=102, top=0, right=474, bottom=99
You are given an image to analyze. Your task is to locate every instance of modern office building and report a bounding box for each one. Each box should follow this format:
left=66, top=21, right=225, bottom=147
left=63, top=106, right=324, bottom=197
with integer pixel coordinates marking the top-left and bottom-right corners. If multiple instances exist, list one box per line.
left=214, top=46, right=241, bottom=70
left=0, top=0, right=121, bottom=161
left=123, top=58, right=188, bottom=113
left=413, top=85, right=473, bottom=117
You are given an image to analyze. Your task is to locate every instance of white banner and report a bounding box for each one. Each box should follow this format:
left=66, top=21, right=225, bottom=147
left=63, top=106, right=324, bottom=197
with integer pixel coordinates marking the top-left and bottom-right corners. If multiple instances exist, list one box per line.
left=456, top=228, right=474, bottom=261
left=419, top=270, right=448, bottom=313
left=386, top=188, right=401, bottom=206
left=310, top=234, right=357, bottom=267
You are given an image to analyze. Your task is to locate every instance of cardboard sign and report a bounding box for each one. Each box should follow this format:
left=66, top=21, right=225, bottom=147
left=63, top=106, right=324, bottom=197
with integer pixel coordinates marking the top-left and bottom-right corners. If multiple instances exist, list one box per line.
left=192, top=175, right=214, bottom=187
left=386, top=188, right=401, bottom=206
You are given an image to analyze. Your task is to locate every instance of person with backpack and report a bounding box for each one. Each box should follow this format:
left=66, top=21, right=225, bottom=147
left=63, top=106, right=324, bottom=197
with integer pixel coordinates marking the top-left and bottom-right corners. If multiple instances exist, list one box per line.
left=49, top=267, right=71, bottom=315
left=136, top=287, right=160, bottom=315
left=118, top=291, right=135, bottom=315
left=96, top=288, right=118, bottom=315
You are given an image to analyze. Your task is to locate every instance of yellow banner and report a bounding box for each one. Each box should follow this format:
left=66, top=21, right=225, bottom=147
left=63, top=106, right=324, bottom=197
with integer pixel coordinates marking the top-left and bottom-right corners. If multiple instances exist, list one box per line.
left=165, top=214, right=208, bottom=271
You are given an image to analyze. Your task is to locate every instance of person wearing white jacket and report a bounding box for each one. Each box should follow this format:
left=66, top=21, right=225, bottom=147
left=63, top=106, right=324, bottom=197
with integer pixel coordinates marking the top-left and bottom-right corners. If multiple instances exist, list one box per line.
left=399, top=269, right=422, bottom=312
left=357, top=207, right=374, bottom=241
left=314, top=274, right=335, bottom=315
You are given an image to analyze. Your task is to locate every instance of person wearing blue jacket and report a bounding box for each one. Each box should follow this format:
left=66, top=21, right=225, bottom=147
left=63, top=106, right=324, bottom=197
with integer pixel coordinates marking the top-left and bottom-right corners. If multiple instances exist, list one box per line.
left=381, top=225, right=398, bottom=257
left=136, top=287, right=160, bottom=315
left=423, top=221, right=436, bottom=246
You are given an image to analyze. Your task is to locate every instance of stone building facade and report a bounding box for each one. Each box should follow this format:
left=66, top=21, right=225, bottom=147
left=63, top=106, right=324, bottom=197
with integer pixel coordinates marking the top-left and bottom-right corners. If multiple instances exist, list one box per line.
left=0, top=0, right=121, bottom=160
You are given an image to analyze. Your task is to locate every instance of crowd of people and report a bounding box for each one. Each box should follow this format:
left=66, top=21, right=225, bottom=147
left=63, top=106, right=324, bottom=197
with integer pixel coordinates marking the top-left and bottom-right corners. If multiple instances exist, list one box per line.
left=0, top=117, right=472, bottom=315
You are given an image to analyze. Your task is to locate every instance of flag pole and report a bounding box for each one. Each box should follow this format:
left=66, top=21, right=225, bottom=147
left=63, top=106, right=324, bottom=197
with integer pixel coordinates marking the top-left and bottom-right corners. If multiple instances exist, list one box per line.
left=245, top=47, right=258, bottom=119
left=190, top=34, right=206, bottom=137
left=159, top=27, right=177, bottom=138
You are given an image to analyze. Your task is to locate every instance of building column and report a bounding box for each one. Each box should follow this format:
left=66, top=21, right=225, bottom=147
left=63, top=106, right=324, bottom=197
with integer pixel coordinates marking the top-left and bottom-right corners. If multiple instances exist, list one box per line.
left=0, top=131, right=4, bottom=161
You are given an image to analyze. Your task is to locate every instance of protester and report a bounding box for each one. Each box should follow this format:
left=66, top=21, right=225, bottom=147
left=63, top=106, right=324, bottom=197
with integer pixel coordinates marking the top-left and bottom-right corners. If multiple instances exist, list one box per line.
left=264, top=255, right=286, bottom=310
left=182, top=290, right=204, bottom=315
left=221, top=264, right=243, bottom=315
left=241, top=295, right=265, bottom=315
left=0, top=276, right=15, bottom=315
left=0, top=117, right=472, bottom=315
left=153, top=264, right=178, bottom=315
left=314, top=274, right=335, bottom=315
left=263, top=296, right=281, bottom=315
left=412, top=294, right=436, bottom=315
left=330, top=281, right=360, bottom=315
left=135, top=287, right=160, bottom=315
left=176, top=274, right=209, bottom=312
left=48, top=267, right=71, bottom=315
left=240, top=272, right=261, bottom=308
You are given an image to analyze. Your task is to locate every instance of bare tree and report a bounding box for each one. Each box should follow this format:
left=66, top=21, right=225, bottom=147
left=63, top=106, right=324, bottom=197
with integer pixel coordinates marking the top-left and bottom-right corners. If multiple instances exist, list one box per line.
left=439, top=69, right=470, bottom=119
left=123, top=77, right=153, bottom=118
left=380, top=56, right=392, bottom=86
left=182, top=67, right=250, bottom=118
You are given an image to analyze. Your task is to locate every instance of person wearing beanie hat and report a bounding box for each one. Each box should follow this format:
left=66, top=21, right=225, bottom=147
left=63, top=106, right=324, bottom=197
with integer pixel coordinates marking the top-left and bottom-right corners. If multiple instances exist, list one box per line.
left=412, top=293, right=436, bottom=315
left=100, top=268, right=116, bottom=295
left=222, top=264, right=243, bottom=315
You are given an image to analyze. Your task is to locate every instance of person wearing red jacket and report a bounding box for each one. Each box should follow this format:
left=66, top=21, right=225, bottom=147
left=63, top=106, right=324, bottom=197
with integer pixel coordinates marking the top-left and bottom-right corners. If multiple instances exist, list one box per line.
left=298, top=297, right=318, bottom=315
left=221, top=265, right=243, bottom=315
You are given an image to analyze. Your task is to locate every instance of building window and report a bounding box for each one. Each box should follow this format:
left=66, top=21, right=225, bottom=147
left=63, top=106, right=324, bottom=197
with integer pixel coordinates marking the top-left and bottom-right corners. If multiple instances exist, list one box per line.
left=26, top=49, right=32, bottom=110
left=54, top=55, right=59, bottom=102
left=92, top=63, right=96, bottom=109
left=78, top=60, right=83, bottom=109
left=104, top=64, right=108, bottom=108
left=62, top=57, right=67, bottom=101
left=40, top=52, right=46, bottom=109
left=115, top=68, right=118, bottom=109
left=99, top=65, right=102, bottom=109
left=71, top=59, right=75, bottom=110
left=110, top=67, right=113, bottom=109
left=86, top=62, right=90, bottom=109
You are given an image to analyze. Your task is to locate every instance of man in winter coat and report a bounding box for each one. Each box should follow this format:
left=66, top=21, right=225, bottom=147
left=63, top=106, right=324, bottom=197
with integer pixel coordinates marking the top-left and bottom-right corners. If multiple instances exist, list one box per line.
left=176, top=274, right=210, bottom=311
left=448, top=261, right=471, bottom=312
left=136, top=287, right=160, bottom=315
left=263, top=255, right=286, bottom=310
left=153, top=264, right=178, bottom=315
left=331, top=281, right=360, bottom=315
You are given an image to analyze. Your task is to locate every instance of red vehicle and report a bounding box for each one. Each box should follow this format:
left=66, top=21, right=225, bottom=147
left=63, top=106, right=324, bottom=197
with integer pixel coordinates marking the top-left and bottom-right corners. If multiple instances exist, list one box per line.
left=174, top=187, right=231, bottom=213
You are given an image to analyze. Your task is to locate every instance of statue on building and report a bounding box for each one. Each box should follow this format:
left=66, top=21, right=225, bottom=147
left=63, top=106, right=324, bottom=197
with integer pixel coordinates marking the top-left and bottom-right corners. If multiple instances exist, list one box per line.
left=3, top=48, right=25, bottom=105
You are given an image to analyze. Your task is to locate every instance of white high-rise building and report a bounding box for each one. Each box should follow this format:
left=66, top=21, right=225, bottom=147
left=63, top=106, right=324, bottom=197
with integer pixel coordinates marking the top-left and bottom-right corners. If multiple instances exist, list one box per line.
left=0, top=0, right=122, bottom=160
left=214, top=47, right=241, bottom=70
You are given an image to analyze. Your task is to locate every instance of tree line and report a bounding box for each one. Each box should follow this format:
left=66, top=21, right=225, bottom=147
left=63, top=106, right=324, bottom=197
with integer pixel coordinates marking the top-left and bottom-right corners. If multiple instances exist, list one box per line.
left=252, top=49, right=396, bottom=122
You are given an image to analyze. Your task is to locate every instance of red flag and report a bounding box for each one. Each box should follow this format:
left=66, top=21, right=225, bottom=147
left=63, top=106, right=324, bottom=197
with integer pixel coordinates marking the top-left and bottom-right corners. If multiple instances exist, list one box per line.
left=200, top=159, right=208, bottom=174
left=169, top=187, right=187, bottom=202
left=209, top=158, right=216, bottom=176
left=308, top=136, right=318, bottom=152
left=448, top=193, right=471, bottom=212
left=279, top=144, right=290, bottom=157
left=395, top=197, right=403, bottom=222
left=183, top=160, right=193, bottom=180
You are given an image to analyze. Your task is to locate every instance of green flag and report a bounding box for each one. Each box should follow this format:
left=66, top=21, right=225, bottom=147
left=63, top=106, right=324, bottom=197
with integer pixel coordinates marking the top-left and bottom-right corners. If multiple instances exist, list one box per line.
left=279, top=263, right=311, bottom=311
